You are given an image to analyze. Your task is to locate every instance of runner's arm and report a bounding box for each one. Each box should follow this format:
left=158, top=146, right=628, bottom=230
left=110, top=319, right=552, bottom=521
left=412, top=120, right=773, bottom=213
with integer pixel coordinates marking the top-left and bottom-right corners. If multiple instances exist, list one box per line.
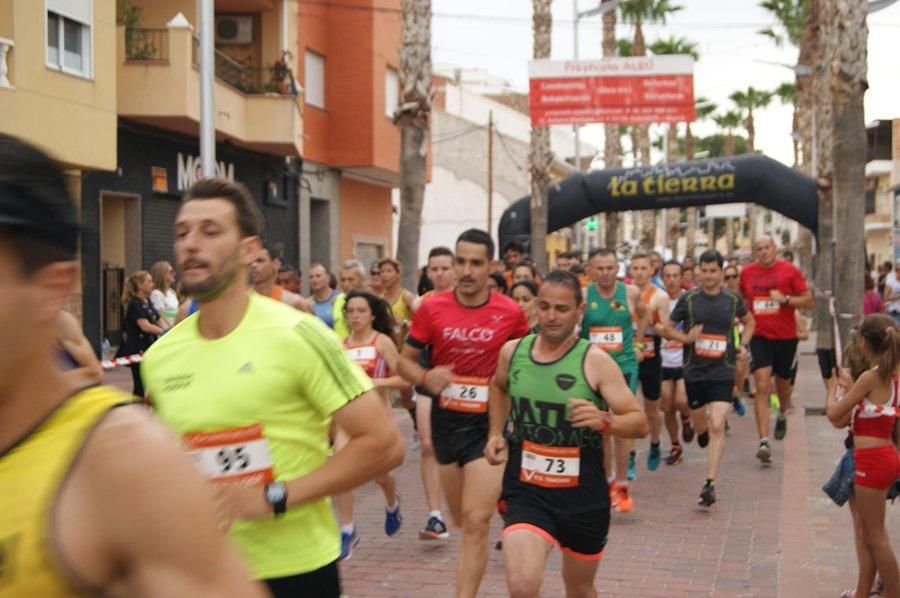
left=374, top=334, right=411, bottom=390
left=404, top=289, right=419, bottom=314
left=652, top=292, right=671, bottom=335
left=398, top=342, right=454, bottom=396
left=738, top=312, right=755, bottom=348
left=284, top=291, right=314, bottom=314
left=573, top=347, right=648, bottom=439
left=826, top=369, right=876, bottom=424
left=661, top=318, right=692, bottom=344
left=488, top=341, right=516, bottom=438
left=825, top=372, right=853, bottom=429
left=785, top=290, right=814, bottom=310
left=68, top=407, right=267, bottom=597
left=56, top=311, right=103, bottom=383
left=282, top=390, right=405, bottom=505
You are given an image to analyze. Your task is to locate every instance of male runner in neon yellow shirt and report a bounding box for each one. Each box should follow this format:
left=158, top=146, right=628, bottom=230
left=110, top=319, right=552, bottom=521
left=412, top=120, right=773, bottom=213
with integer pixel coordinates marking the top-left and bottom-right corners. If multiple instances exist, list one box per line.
left=142, top=178, right=405, bottom=598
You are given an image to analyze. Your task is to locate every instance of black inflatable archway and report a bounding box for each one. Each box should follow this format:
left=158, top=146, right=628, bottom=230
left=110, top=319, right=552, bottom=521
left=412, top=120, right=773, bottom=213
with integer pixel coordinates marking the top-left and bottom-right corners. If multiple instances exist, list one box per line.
left=498, top=154, right=818, bottom=251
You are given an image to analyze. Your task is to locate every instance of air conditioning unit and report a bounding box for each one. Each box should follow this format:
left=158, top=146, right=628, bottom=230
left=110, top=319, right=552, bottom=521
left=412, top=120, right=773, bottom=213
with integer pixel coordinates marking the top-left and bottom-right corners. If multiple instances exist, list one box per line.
left=215, top=16, right=253, bottom=44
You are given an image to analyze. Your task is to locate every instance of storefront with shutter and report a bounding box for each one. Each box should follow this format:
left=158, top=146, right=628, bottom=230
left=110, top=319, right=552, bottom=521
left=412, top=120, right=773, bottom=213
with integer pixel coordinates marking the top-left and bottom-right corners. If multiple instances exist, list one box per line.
left=80, top=120, right=301, bottom=350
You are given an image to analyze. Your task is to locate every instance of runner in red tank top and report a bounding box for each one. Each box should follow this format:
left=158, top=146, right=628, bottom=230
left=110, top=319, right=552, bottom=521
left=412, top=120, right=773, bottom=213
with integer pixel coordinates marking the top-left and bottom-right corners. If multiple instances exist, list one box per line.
left=333, top=290, right=409, bottom=560
left=739, top=235, right=813, bottom=459
left=398, top=229, right=528, bottom=598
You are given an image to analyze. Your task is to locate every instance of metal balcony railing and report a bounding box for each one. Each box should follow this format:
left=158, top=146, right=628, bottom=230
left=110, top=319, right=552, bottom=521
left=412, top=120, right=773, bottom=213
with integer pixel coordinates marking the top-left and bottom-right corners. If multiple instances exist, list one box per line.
left=124, top=28, right=168, bottom=61
left=191, top=37, right=296, bottom=95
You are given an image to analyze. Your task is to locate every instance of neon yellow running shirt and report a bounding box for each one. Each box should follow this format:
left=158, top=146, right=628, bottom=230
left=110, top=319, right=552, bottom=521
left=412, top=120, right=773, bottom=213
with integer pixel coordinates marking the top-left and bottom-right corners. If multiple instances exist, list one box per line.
left=142, top=292, right=373, bottom=579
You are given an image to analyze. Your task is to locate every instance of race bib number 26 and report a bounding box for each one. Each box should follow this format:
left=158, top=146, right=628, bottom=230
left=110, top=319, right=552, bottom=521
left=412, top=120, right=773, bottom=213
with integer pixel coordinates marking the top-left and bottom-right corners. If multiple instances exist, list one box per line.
left=183, top=423, right=275, bottom=487
left=439, top=376, right=489, bottom=413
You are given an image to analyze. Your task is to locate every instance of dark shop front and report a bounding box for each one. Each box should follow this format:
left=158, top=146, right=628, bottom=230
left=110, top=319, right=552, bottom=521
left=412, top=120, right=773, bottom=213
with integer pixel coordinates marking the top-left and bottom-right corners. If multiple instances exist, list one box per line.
left=81, top=120, right=300, bottom=350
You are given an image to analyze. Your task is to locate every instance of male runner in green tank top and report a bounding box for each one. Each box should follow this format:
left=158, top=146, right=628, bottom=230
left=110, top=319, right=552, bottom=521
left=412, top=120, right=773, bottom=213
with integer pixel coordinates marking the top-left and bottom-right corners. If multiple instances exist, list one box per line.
left=485, top=271, right=648, bottom=596
left=580, top=248, right=649, bottom=513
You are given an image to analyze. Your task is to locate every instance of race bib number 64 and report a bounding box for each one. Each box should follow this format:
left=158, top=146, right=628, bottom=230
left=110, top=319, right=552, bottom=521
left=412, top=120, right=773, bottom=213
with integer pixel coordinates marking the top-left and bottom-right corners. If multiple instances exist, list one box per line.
left=183, top=423, right=275, bottom=486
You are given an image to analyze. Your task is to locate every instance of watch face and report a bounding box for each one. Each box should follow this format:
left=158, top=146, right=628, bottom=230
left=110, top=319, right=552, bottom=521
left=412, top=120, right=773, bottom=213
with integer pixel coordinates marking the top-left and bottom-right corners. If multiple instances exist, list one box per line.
left=266, top=483, right=286, bottom=503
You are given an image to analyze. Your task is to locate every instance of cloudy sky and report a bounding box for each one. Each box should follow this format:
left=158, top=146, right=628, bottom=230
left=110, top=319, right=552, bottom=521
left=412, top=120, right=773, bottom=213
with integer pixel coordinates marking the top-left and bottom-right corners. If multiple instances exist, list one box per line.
left=432, top=0, right=900, bottom=167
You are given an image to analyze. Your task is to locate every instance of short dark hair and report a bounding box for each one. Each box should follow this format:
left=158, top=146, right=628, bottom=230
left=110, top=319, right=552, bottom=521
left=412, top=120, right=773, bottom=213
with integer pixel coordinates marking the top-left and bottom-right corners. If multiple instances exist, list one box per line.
left=662, top=260, right=683, bottom=273
left=542, top=270, right=583, bottom=305
left=0, top=134, right=79, bottom=274
left=699, top=249, right=724, bottom=268
left=278, top=263, right=300, bottom=276
left=510, top=279, right=539, bottom=298
left=502, top=240, right=524, bottom=255
left=428, top=246, right=454, bottom=260
left=183, top=178, right=264, bottom=238
left=377, top=257, right=402, bottom=273
left=588, top=247, right=615, bottom=260
left=261, top=240, right=283, bottom=262
left=631, top=251, right=651, bottom=263
left=459, top=229, right=495, bottom=259
left=489, top=271, right=508, bottom=293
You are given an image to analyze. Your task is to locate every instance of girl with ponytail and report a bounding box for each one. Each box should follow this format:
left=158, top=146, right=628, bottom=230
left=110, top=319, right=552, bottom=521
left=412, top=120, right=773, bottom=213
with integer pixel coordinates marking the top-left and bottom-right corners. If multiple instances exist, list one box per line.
left=827, top=313, right=900, bottom=598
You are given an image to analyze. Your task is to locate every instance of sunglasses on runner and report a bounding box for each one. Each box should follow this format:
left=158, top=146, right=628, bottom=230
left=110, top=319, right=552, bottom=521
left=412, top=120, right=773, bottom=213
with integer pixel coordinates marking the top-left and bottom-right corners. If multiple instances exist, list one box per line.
left=725, top=274, right=738, bottom=280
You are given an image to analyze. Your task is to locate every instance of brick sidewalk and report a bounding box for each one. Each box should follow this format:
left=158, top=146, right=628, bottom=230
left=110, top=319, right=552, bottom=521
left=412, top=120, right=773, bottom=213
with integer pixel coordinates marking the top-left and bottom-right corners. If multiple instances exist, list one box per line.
left=102, top=355, right=898, bottom=597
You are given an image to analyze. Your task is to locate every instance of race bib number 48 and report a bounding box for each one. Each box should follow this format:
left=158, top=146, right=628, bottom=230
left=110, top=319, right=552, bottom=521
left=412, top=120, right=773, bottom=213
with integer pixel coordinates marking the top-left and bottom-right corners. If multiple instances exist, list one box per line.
left=695, top=334, right=728, bottom=359
left=753, top=297, right=781, bottom=316
left=589, top=326, right=623, bottom=352
left=520, top=441, right=581, bottom=488
left=183, top=423, right=275, bottom=486
left=439, top=376, right=489, bottom=413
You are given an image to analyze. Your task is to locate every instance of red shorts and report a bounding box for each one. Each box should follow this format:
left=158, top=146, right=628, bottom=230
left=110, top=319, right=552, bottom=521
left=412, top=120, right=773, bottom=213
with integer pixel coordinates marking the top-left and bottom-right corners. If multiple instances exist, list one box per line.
left=854, top=445, right=900, bottom=490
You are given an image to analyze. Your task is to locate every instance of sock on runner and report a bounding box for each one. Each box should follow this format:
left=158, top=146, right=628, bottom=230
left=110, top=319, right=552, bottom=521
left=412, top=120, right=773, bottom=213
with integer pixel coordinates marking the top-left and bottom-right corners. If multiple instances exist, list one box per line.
left=429, top=510, right=443, bottom=520
left=386, top=501, right=400, bottom=513
left=705, top=478, right=715, bottom=487
left=341, top=523, right=355, bottom=535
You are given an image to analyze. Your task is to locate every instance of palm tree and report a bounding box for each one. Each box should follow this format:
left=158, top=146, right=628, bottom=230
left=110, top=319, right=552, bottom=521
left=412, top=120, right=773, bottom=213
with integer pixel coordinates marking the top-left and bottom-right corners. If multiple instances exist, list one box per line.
left=529, top=0, right=552, bottom=272
left=729, top=87, right=773, bottom=153
left=649, top=35, right=699, bottom=255
left=830, top=0, right=867, bottom=347
left=603, top=0, right=622, bottom=247
left=620, top=0, right=683, bottom=250
left=759, top=0, right=816, bottom=277
left=712, top=110, right=743, bottom=253
left=395, top=0, right=432, bottom=290
left=712, top=111, right=743, bottom=157
left=774, top=81, right=799, bottom=166
left=685, top=96, right=717, bottom=256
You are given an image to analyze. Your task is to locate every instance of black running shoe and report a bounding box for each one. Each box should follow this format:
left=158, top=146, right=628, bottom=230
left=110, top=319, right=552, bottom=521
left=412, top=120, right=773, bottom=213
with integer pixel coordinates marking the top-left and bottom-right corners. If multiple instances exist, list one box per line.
left=681, top=415, right=695, bottom=444
left=774, top=414, right=787, bottom=440
left=698, top=483, right=716, bottom=507
left=698, top=430, right=709, bottom=448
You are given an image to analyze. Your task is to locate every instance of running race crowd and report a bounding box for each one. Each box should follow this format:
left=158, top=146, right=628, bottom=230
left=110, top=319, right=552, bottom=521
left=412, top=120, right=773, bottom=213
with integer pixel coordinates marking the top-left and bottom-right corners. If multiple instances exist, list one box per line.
left=1, top=133, right=898, bottom=598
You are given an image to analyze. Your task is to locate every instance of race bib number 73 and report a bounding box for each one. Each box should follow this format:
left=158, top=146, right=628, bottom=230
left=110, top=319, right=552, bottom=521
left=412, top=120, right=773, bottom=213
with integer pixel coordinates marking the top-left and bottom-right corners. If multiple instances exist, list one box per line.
left=183, top=423, right=275, bottom=486
left=520, top=440, right=581, bottom=488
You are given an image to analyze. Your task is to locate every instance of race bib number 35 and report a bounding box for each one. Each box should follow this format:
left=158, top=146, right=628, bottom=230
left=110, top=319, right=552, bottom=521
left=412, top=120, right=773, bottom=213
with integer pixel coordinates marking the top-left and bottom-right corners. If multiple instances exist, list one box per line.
left=589, top=326, right=623, bottom=352
left=440, top=376, right=489, bottom=413
left=183, top=423, right=275, bottom=486
left=695, top=334, right=728, bottom=359
left=753, top=297, right=781, bottom=316
left=520, top=440, right=581, bottom=488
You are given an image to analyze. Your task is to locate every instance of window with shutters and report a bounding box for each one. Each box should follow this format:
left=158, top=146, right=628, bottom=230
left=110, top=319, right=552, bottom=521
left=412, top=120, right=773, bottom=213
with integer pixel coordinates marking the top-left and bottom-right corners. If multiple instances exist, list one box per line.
left=46, top=0, right=92, bottom=78
left=385, top=67, right=399, bottom=118
left=355, top=242, right=384, bottom=273
left=305, top=50, right=325, bottom=109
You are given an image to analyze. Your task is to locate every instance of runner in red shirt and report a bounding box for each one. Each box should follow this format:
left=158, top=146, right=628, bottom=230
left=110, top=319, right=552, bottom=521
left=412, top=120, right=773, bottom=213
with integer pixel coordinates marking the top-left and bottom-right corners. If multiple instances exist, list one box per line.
left=398, top=229, right=528, bottom=598
left=739, top=235, right=814, bottom=462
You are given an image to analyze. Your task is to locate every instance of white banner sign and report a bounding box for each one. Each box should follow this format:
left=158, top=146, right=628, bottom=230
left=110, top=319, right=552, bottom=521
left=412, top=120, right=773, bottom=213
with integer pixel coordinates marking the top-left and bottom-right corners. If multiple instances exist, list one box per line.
left=705, top=203, right=746, bottom=219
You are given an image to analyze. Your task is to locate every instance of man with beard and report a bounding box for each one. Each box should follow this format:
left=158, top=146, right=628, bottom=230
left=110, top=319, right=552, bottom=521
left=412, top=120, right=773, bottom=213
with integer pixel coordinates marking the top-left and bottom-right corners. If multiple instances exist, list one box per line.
left=397, top=230, right=528, bottom=598
left=249, top=242, right=312, bottom=313
left=276, top=264, right=302, bottom=294
left=141, top=178, right=405, bottom=597
left=486, top=270, right=648, bottom=597
left=0, top=134, right=265, bottom=597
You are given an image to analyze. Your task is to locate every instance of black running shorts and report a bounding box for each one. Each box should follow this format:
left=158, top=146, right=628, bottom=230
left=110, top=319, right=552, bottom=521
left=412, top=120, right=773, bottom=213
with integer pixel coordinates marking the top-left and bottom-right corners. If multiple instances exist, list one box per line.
left=749, top=337, right=799, bottom=380
left=265, top=561, right=341, bottom=598
left=638, top=337, right=662, bottom=401
left=684, top=379, right=734, bottom=410
left=502, top=498, right=609, bottom=560
left=433, top=424, right=488, bottom=466
left=662, top=367, right=683, bottom=381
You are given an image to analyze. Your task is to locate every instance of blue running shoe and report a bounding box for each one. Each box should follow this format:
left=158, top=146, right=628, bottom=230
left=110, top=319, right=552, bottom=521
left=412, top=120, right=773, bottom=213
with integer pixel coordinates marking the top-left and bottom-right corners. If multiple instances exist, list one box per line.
left=339, top=529, right=360, bottom=561
left=647, top=443, right=661, bottom=471
left=627, top=451, right=637, bottom=480
left=385, top=493, right=402, bottom=536
left=733, top=396, right=746, bottom=416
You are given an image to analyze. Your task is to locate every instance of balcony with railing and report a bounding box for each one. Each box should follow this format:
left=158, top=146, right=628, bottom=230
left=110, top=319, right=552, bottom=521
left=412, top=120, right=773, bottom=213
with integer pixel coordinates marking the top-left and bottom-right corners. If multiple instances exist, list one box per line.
left=118, top=19, right=302, bottom=157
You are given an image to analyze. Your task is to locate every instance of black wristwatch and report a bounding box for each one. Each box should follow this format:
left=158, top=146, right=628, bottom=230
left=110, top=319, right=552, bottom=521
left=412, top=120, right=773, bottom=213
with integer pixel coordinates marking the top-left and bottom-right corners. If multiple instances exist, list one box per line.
left=264, top=482, right=288, bottom=517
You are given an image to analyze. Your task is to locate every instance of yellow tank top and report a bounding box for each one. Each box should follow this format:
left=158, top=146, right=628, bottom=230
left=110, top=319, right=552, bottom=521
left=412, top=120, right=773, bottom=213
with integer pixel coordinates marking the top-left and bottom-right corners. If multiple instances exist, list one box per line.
left=385, top=289, right=413, bottom=338
left=0, top=386, right=130, bottom=597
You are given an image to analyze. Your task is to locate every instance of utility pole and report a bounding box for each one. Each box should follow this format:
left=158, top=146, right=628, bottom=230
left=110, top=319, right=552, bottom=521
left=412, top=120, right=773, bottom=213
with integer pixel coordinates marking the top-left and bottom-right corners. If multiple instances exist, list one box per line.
left=487, top=111, right=494, bottom=235
left=199, top=0, right=216, bottom=177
